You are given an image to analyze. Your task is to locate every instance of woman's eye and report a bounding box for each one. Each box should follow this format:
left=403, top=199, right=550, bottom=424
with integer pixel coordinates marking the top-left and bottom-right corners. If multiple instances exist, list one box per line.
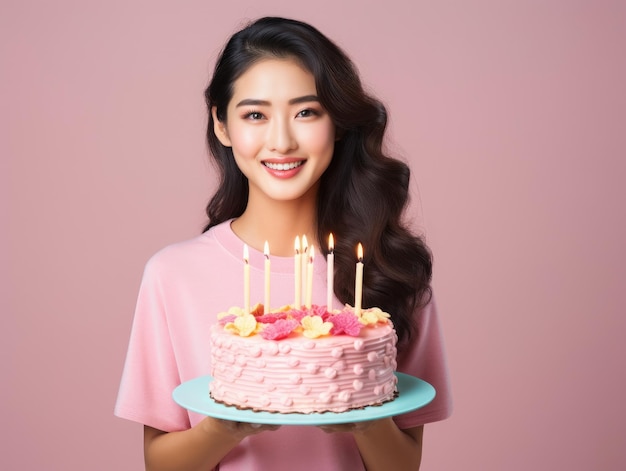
left=297, top=108, right=319, bottom=118
left=245, top=111, right=264, bottom=120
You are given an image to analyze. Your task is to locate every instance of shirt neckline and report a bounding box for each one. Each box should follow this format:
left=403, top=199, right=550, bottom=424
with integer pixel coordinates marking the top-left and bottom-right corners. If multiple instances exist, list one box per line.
left=210, top=219, right=327, bottom=275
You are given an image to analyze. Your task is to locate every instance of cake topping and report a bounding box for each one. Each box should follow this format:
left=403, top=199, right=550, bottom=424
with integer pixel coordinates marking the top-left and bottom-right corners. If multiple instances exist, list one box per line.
left=217, top=303, right=391, bottom=340
left=301, top=315, right=333, bottom=339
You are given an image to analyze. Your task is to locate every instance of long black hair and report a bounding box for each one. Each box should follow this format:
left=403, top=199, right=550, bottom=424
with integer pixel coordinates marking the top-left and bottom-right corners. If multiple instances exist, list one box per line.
left=203, top=17, right=432, bottom=349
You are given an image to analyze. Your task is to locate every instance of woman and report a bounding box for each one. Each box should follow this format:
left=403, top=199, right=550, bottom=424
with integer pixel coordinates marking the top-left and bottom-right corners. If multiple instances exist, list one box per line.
left=116, top=17, right=452, bottom=470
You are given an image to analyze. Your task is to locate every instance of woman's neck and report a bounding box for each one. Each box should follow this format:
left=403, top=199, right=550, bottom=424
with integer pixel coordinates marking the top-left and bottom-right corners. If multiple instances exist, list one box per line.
left=231, top=195, right=318, bottom=257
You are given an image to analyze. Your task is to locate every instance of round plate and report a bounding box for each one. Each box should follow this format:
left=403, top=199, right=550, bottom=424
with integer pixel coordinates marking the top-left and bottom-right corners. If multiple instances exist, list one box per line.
left=172, top=373, right=435, bottom=425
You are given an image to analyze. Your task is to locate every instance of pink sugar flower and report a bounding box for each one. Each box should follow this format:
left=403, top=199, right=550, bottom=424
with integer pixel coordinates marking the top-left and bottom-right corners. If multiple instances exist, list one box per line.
left=328, top=312, right=363, bottom=336
left=256, top=312, right=288, bottom=324
left=289, top=308, right=309, bottom=322
left=217, top=314, right=237, bottom=326
left=260, top=319, right=300, bottom=340
left=309, top=304, right=329, bottom=318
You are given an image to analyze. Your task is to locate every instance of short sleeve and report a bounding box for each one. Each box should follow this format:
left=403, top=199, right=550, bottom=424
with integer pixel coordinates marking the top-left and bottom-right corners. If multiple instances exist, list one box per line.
left=114, top=255, right=190, bottom=432
left=393, top=296, right=453, bottom=429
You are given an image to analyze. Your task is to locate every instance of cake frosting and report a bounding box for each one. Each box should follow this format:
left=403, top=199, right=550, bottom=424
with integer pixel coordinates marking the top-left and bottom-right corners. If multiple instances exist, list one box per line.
left=209, top=304, right=398, bottom=413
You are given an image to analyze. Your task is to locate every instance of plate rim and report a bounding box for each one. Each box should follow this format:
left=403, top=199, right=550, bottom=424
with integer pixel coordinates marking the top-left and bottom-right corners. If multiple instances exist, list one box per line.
left=173, top=372, right=435, bottom=425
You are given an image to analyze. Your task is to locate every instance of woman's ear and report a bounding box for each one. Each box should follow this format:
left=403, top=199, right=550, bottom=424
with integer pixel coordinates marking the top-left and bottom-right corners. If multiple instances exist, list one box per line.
left=212, top=107, right=232, bottom=147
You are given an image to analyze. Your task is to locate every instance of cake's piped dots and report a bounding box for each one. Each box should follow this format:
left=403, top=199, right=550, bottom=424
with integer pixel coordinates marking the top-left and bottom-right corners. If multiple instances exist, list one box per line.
left=324, top=367, right=337, bottom=379
left=249, top=346, right=262, bottom=357
left=331, top=347, right=344, bottom=358
left=319, top=392, right=332, bottom=403
left=367, top=351, right=378, bottom=362
left=368, top=369, right=377, bottom=380
left=353, top=364, right=364, bottom=375
left=299, top=385, right=312, bottom=395
left=353, top=339, right=364, bottom=351
left=252, top=373, right=264, bottom=383
left=255, top=358, right=266, bottom=368
left=306, top=363, right=320, bottom=374
left=331, top=359, right=346, bottom=371
left=328, top=383, right=339, bottom=393
left=339, top=391, right=352, bottom=402
left=279, top=344, right=292, bottom=354
left=287, top=358, right=300, bottom=367
left=303, top=341, right=316, bottom=350
left=353, top=379, right=364, bottom=391
left=236, top=355, right=247, bottom=366
left=281, top=396, right=293, bottom=406
left=374, top=386, right=382, bottom=396
left=265, top=342, right=279, bottom=356
left=289, top=373, right=302, bottom=385
left=260, top=395, right=271, bottom=407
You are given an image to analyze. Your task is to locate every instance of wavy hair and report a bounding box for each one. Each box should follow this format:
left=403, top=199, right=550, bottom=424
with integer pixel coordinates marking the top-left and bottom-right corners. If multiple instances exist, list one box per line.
left=203, top=17, right=432, bottom=348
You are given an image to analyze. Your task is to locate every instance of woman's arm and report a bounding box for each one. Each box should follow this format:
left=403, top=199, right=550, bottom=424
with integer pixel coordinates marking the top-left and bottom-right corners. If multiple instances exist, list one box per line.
left=354, top=420, right=423, bottom=470
left=144, top=417, right=280, bottom=471
left=319, top=419, right=423, bottom=471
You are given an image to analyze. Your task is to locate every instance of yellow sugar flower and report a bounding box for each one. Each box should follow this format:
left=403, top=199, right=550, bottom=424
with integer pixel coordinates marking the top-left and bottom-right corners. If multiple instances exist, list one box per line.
left=359, top=307, right=390, bottom=326
left=225, top=313, right=258, bottom=337
left=217, top=306, right=245, bottom=320
left=301, top=315, right=333, bottom=339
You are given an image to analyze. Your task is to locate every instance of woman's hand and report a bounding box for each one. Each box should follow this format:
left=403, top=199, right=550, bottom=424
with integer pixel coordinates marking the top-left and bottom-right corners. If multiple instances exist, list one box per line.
left=207, top=416, right=281, bottom=442
left=317, top=419, right=377, bottom=434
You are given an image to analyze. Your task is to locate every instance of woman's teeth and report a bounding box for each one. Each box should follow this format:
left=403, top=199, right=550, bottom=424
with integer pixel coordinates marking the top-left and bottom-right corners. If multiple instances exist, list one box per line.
left=264, top=161, right=304, bottom=171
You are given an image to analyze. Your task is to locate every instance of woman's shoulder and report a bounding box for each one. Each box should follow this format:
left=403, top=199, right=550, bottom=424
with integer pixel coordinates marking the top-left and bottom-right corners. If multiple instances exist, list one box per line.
left=144, top=220, right=236, bottom=273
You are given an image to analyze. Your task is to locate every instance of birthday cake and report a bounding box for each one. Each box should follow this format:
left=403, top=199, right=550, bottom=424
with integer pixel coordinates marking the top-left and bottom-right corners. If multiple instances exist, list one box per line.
left=209, top=304, right=398, bottom=414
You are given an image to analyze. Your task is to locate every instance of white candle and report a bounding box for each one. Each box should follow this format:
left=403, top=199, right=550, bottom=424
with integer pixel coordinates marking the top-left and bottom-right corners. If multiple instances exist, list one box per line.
left=301, top=235, right=308, bottom=307
left=306, top=245, right=315, bottom=309
left=243, top=244, right=250, bottom=314
left=264, top=241, right=270, bottom=314
left=327, top=233, right=334, bottom=309
left=294, top=236, right=301, bottom=308
left=354, top=243, right=363, bottom=317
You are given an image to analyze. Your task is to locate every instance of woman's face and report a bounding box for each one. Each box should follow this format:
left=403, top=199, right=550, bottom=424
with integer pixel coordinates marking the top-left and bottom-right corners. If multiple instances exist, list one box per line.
left=213, top=58, right=336, bottom=206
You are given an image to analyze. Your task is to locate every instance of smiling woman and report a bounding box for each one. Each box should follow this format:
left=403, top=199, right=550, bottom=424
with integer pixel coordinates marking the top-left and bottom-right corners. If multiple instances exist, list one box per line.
left=115, top=16, right=451, bottom=471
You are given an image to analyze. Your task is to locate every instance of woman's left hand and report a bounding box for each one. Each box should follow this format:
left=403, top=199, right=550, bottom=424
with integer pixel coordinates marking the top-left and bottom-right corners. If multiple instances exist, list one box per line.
left=317, top=420, right=377, bottom=434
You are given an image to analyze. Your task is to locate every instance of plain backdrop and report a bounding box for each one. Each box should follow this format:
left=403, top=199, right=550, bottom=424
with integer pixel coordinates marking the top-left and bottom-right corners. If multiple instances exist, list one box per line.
left=2, top=1, right=625, bottom=469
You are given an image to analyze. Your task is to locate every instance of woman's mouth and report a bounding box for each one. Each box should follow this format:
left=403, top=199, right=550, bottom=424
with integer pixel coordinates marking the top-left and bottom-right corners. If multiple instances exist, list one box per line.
left=263, top=161, right=305, bottom=171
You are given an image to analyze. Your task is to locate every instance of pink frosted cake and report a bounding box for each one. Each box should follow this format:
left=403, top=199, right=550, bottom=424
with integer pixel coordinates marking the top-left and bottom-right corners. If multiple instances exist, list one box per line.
left=209, top=304, right=398, bottom=413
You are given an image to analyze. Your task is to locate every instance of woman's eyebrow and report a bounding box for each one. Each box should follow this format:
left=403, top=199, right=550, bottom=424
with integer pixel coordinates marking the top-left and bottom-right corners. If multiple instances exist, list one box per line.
left=235, top=95, right=320, bottom=107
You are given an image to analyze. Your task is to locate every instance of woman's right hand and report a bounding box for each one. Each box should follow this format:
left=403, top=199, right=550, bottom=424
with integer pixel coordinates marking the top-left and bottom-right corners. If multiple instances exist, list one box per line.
left=144, top=418, right=281, bottom=471
left=205, top=416, right=281, bottom=442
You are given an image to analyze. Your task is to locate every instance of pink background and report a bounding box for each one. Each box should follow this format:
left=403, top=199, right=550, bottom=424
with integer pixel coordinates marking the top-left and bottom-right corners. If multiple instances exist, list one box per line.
left=3, top=1, right=625, bottom=469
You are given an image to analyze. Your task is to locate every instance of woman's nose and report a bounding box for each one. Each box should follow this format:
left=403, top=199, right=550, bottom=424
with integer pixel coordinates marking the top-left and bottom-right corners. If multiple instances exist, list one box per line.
left=267, top=118, right=296, bottom=153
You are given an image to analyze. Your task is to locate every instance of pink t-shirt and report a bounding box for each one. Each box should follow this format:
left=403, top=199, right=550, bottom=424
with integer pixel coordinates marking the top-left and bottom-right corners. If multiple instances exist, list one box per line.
left=115, top=220, right=452, bottom=470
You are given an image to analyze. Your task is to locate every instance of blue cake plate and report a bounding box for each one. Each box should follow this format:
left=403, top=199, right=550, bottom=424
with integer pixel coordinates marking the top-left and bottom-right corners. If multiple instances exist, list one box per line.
left=173, top=373, right=435, bottom=426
